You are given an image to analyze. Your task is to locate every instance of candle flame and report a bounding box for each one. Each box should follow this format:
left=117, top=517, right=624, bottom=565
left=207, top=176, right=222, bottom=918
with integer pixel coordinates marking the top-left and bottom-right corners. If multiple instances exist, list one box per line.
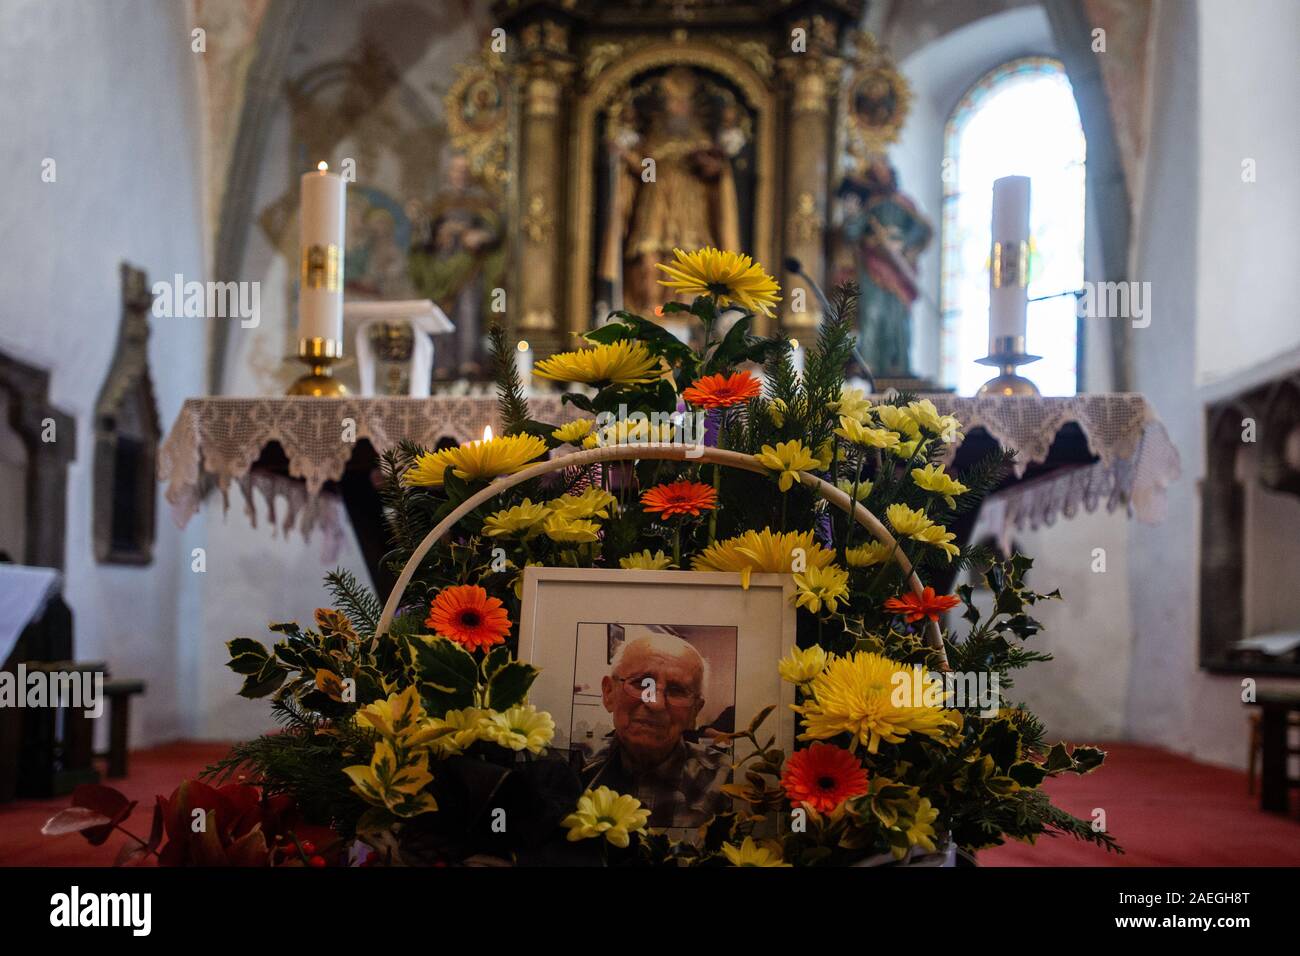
left=789, top=337, right=800, bottom=350
left=482, top=425, right=494, bottom=443
left=516, top=340, right=530, bottom=352
left=317, top=161, right=329, bottom=172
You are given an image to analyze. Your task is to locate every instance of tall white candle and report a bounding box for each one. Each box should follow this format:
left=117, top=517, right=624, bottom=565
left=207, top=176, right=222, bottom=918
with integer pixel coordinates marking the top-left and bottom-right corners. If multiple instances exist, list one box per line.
left=298, top=161, right=346, bottom=344
left=789, top=337, right=805, bottom=377
left=516, top=340, right=534, bottom=393
left=989, top=175, right=1031, bottom=346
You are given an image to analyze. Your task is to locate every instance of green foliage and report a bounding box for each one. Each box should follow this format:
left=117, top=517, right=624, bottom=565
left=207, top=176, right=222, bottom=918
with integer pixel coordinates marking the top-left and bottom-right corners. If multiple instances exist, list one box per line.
left=213, top=267, right=1118, bottom=866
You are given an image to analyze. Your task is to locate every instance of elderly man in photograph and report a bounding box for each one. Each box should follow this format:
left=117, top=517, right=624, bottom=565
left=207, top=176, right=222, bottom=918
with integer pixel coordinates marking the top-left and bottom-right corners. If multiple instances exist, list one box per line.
left=582, top=629, right=732, bottom=828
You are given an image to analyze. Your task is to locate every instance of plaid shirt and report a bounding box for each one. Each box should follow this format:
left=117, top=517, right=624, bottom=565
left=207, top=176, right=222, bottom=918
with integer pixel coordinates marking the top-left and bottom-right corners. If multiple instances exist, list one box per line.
left=581, top=736, right=732, bottom=828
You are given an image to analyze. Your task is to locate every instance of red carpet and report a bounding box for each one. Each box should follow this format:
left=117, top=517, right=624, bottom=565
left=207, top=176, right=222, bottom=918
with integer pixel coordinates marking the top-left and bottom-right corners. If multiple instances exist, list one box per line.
left=3, top=741, right=1298, bottom=866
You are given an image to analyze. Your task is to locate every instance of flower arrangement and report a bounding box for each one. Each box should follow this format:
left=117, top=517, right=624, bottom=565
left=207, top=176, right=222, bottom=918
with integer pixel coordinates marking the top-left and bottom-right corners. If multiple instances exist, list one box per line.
left=48, top=247, right=1120, bottom=867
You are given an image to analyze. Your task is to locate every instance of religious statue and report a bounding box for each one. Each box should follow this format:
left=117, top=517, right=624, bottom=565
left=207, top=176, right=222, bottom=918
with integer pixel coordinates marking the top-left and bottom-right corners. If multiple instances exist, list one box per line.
left=833, top=156, right=932, bottom=379
left=407, top=153, right=505, bottom=379
left=599, top=67, right=744, bottom=316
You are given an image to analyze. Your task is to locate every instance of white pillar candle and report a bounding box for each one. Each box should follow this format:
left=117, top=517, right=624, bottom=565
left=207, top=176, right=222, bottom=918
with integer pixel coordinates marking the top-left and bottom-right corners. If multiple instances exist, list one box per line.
left=298, top=161, right=346, bottom=344
left=789, top=338, right=805, bottom=377
left=989, top=175, right=1031, bottom=346
left=515, top=340, right=534, bottom=393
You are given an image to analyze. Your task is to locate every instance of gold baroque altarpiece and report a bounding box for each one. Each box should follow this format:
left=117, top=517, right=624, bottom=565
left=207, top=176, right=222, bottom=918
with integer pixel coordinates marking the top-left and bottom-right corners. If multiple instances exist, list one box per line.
left=473, top=0, right=873, bottom=353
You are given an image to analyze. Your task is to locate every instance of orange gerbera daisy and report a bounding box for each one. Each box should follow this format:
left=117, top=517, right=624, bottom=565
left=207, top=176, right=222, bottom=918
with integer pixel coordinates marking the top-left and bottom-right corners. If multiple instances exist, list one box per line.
left=682, top=371, right=762, bottom=410
left=883, top=586, right=961, bottom=623
left=426, top=585, right=510, bottom=651
left=640, top=481, right=718, bottom=519
left=781, top=743, right=869, bottom=813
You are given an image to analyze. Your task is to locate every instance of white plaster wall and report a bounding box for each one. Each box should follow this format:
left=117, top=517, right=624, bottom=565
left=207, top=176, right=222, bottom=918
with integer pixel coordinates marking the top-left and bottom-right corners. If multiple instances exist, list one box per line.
left=1000, top=511, right=1134, bottom=742
left=0, top=0, right=210, bottom=745
left=1124, top=0, right=1242, bottom=769
left=1194, top=0, right=1300, bottom=386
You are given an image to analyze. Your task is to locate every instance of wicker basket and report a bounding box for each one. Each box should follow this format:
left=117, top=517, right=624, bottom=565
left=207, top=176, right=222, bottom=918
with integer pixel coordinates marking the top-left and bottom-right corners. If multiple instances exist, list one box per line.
left=376, top=442, right=947, bottom=667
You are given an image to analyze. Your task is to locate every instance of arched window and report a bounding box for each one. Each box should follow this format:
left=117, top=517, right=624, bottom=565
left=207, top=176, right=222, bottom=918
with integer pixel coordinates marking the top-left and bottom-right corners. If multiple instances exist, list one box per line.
left=940, top=57, right=1086, bottom=396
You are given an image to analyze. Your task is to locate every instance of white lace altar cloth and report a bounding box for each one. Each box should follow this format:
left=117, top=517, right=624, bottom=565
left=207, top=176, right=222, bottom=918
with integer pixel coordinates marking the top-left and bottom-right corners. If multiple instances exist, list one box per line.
left=158, top=395, right=572, bottom=559
left=158, top=393, right=1179, bottom=558
left=906, top=394, right=1182, bottom=552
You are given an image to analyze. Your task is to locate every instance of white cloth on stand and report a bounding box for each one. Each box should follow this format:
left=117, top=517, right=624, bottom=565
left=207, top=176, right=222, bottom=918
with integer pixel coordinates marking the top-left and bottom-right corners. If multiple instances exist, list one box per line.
left=346, top=300, right=454, bottom=397
left=0, top=564, right=62, bottom=663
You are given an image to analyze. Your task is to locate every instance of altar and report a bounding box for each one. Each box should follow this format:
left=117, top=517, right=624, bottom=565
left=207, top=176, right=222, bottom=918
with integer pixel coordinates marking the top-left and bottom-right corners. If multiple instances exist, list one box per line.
left=159, top=392, right=1179, bottom=593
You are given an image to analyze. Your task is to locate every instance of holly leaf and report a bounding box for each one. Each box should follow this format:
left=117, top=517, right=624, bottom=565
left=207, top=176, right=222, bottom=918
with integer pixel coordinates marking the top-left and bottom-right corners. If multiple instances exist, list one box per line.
left=485, top=661, right=539, bottom=711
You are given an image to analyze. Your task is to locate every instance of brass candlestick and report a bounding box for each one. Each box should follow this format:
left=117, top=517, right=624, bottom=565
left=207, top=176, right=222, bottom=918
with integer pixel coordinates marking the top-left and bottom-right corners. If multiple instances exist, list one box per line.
left=287, top=337, right=348, bottom=396
left=975, top=335, right=1040, bottom=397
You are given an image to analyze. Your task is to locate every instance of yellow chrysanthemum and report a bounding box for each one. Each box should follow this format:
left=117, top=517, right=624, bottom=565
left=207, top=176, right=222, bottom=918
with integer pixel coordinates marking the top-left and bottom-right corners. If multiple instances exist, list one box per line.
left=845, top=540, right=894, bottom=567
left=829, top=386, right=872, bottom=422
left=581, top=418, right=676, bottom=449
left=813, top=439, right=835, bottom=471
left=655, top=247, right=781, bottom=318
left=794, top=651, right=958, bottom=753
left=619, top=549, right=674, bottom=571
left=426, top=706, right=490, bottom=756
left=561, top=786, right=650, bottom=848
left=400, top=448, right=454, bottom=487
left=721, top=836, right=791, bottom=867
left=552, top=419, right=595, bottom=444
left=542, top=514, right=601, bottom=543
left=911, top=464, right=969, bottom=509
left=754, top=440, right=820, bottom=492
left=778, top=644, right=829, bottom=685
left=403, top=433, right=548, bottom=487
left=793, top=564, right=851, bottom=615
left=890, top=437, right=922, bottom=461
left=910, top=524, right=960, bottom=560
left=480, top=704, right=556, bottom=755
left=533, top=340, right=661, bottom=385
left=835, top=416, right=900, bottom=449
left=873, top=404, right=921, bottom=440
left=692, top=528, right=835, bottom=589
left=482, top=499, right=551, bottom=538
left=907, top=399, right=963, bottom=441
left=835, top=478, right=873, bottom=501
left=548, top=487, right=617, bottom=520
left=885, top=503, right=935, bottom=537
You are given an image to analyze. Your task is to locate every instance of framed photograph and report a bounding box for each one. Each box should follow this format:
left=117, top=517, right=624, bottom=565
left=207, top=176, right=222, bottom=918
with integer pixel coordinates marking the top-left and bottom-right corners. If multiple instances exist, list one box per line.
left=517, top=567, right=797, bottom=832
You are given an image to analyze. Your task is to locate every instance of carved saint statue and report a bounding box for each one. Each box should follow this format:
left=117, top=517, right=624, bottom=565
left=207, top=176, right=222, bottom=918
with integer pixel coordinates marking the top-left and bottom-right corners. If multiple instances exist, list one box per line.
left=833, top=155, right=933, bottom=379
left=407, top=153, right=504, bottom=379
left=599, top=67, right=743, bottom=316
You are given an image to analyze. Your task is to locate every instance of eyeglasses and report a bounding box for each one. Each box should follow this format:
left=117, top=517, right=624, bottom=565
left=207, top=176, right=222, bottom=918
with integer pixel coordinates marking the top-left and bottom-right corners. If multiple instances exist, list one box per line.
left=614, top=674, right=699, bottom=707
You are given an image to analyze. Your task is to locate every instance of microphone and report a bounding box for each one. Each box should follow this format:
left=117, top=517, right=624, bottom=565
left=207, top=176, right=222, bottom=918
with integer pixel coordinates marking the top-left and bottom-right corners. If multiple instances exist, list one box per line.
left=784, top=257, right=875, bottom=392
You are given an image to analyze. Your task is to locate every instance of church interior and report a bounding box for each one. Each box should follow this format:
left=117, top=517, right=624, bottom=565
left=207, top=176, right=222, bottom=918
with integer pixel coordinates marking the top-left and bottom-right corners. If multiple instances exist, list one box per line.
left=1, top=0, right=1299, bottom=877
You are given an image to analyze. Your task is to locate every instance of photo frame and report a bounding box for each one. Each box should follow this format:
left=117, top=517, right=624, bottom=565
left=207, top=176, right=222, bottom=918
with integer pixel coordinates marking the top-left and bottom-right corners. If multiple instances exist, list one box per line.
left=517, top=567, right=796, bottom=832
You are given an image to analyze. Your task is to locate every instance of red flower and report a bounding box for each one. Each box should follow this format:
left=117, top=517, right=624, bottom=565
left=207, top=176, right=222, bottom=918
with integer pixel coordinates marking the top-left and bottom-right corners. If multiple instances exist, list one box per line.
left=884, top=586, right=961, bottom=623
left=427, top=584, right=511, bottom=651
left=640, top=480, right=718, bottom=518
left=781, top=743, right=869, bottom=813
left=682, top=371, right=762, bottom=409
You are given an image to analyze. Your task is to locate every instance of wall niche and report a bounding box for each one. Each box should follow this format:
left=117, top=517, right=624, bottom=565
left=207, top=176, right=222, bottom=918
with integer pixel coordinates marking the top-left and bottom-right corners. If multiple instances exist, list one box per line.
left=93, top=264, right=161, bottom=565
left=1200, top=371, right=1300, bottom=675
